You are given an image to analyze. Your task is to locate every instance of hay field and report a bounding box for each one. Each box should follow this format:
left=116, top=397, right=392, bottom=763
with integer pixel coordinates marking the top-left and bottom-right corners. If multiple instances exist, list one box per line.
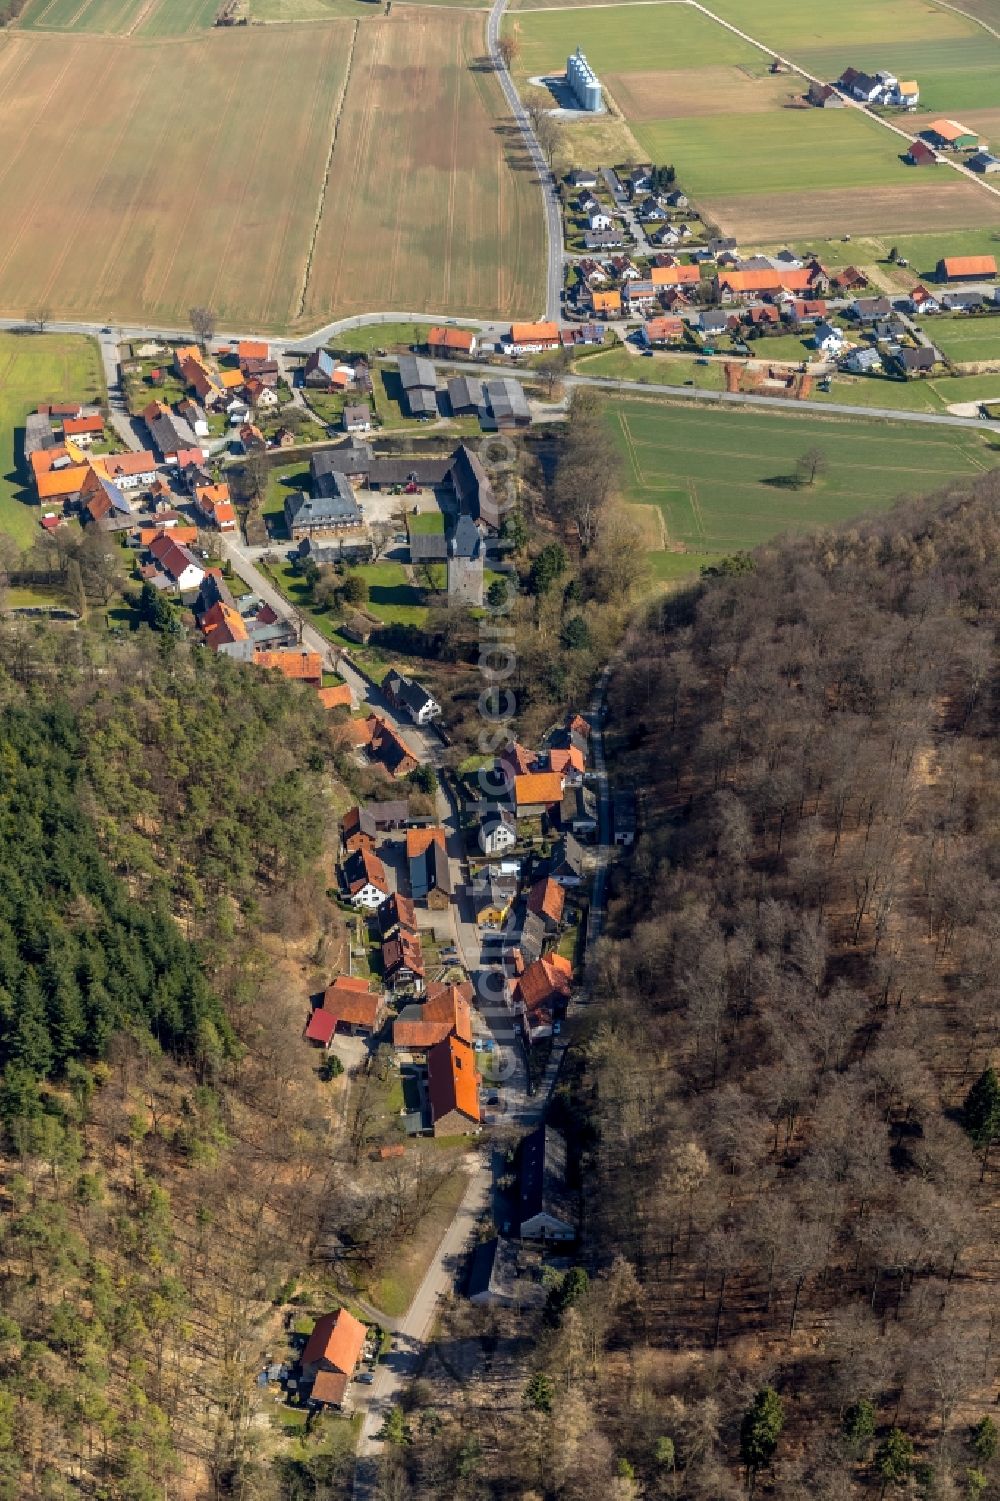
left=607, top=397, right=992, bottom=556
left=607, top=66, right=799, bottom=122
left=301, top=11, right=545, bottom=322
left=708, top=181, right=1000, bottom=241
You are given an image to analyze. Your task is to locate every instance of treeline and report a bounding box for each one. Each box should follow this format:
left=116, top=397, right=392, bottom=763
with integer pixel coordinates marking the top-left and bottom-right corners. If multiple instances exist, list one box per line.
left=396, top=473, right=1000, bottom=1500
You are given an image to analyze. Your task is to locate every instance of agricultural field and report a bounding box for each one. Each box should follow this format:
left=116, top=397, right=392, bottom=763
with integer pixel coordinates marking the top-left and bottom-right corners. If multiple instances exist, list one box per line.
left=0, top=331, right=105, bottom=548
left=510, top=0, right=1000, bottom=242
left=17, top=0, right=221, bottom=33
left=606, top=396, right=995, bottom=559
left=0, top=10, right=542, bottom=330
left=301, top=11, right=545, bottom=323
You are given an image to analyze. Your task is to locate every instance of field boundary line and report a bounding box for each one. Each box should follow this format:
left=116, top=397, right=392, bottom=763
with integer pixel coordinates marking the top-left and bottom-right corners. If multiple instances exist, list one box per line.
left=125, top=0, right=161, bottom=36
left=257, top=23, right=343, bottom=324
left=686, top=477, right=707, bottom=541
left=295, top=18, right=359, bottom=318
left=617, top=408, right=647, bottom=487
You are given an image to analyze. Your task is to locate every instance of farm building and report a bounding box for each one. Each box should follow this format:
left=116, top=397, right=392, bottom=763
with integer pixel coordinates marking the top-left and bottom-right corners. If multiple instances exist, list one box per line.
left=968, top=152, right=1000, bottom=174
left=922, top=119, right=978, bottom=151
left=935, top=255, right=997, bottom=282
left=448, top=514, right=484, bottom=606
left=427, top=326, right=476, bottom=358
left=905, top=140, right=937, bottom=166
left=398, top=355, right=439, bottom=420
left=504, top=321, right=561, bottom=354
left=566, top=48, right=602, bottom=112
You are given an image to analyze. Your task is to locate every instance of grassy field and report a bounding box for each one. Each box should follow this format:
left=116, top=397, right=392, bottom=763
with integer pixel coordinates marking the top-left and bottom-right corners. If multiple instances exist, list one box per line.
left=0, top=331, right=105, bottom=548
left=608, top=395, right=995, bottom=559
left=512, top=0, right=1000, bottom=241
left=18, top=0, right=221, bottom=32
left=302, top=12, right=545, bottom=324
left=0, top=12, right=542, bottom=331
left=922, top=315, right=1000, bottom=363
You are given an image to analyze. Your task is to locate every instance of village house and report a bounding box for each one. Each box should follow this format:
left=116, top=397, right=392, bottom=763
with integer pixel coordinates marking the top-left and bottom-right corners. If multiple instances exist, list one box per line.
left=145, top=532, right=206, bottom=595
left=807, top=81, right=844, bottom=107
left=512, top=954, right=572, bottom=1040
left=473, top=863, right=519, bottom=929
left=526, top=875, right=565, bottom=933
left=904, top=286, right=940, bottom=313
left=427, top=1035, right=481, bottom=1135
left=549, top=832, right=585, bottom=887
left=478, top=809, right=518, bottom=856
left=561, top=783, right=598, bottom=839
left=850, top=296, right=893, bottom=323
left=589, top=288, right=622, bottom=319
left=382, top=668, right=442, bottom=725
left=503, top=322, right=561, bottom=355
left=62, top=412, right=105, bottom=447
left=393, top=981, right=474, bottom=1053
left=514, top=771, right=564, bottom=820
left=382, top=927, right=425, bottom=991
left=889, top=345, right=938, bottom=377
left=407, top=827, right=452, bottom=909
left=301, top=1308, right=368, bottom=1409
left=519, top=1125, right=575, bottom=1239
left=285, top=476, right=365, bottom=542
left=640, top=315, right=686, bottom=348
left=348, top=715, right=420, bottom=779
left=941, top=289, right=985, bottom=311
left=841, top=346, right=884, bottom=375
left=317, top=975, right=388, bottom=1036
left=93, top=451, right=158, bottom=490
left=622, top=280, right=661, bottom=314
left=813, top=320, right=846, bottom=354
left=194, top=482, right=237, bottom=531
left=343, top=404, right=372, bottom=434
left=342, top=845, right=391, bottom=909
left=252, top=649, right=323, bottom=685
left=303, top=350, right=338, bottom=389
left=906, top=140, right=937, bottom=167
left=507, top=908, right=547, bottom=976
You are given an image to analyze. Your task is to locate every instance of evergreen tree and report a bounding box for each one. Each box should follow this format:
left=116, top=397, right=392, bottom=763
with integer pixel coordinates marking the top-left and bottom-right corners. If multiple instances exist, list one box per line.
left=740, top=1388, right=784, bottom=1484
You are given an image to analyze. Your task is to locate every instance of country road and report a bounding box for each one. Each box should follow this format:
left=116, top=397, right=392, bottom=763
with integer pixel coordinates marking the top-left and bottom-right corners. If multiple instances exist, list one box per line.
left=487, top=0, right=564, bottom=324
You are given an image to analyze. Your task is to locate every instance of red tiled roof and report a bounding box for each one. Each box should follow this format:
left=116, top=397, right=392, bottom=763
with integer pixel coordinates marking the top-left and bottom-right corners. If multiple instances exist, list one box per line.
left=305, top=1008, right=337, bottom=1044
left=515, top=772, right=564, bottom=809
left=302, top=1308, right=366, bottom=1376
left=527, top=877, right=565, bottom=925
left=427, top=1035, right=480, bottom=1125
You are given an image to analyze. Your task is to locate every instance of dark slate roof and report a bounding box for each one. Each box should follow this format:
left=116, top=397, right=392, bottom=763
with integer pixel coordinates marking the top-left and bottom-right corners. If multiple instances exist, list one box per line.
left=485, top=378, right=530, bottom=425
left=398, top=353, right=437, bottom=391
left=311, top=441, right=374, bottom=483
left=450, top=443, right=499, bottom=529
left=369, top=456, right=451, bottom=487
left=517, top=909, right=546, bottom=968
left=467, top=1237, right=501, bottom=1299
left=518, top=1125, right=573, bottom=1230
left=404, top=387, right=439, bottom=419
left=551, top=832, right=584, bottom=877
left=286, top=473, right=362, bottom=526
left=447, top=375, right=485, bottom=413
left=450, top=514, right=481, bottom=560
left=409, top=531, right=448, bottom=562
left=24, top=412, right=56, bottom=459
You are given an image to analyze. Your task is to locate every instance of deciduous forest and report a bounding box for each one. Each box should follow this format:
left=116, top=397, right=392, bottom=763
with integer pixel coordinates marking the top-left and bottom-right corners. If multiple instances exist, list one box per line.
left=393, top=475, right=1000, bottom=1500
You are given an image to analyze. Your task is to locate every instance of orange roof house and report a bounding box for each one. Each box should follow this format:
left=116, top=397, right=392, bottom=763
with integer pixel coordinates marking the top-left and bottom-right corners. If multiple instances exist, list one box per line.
left=590, top=289, right=622, bottom=316
left=515, top=771, right=564, bottom=812
left=393, top=982, right=473, bottom=1051
left=302, top=1307, right=367, bottom=1405
left=405, top=827, right=447, bottom=860
left=237, top=340, right=269, bottom=363
left=719, top=268, right=814, bottom=295
left=194, top=482, right=237, bottom=531
left=92, top=451, right=157, bottom=481
left=428, top=326, right=476, bottom=354
left=322, top=974, right=386, bottom=1031
left=513, top=954, right=572, bottom=1038
left=508, top=321, right=560, bottom=349
left=201, top=602, right=248, bottom=650
left=527, top=876, right=565, bottom=928
left=35, top=464, right=91, bottom=501
left=546, top=745, right=585, bottom=777
left=318, top=683, right=353, bottom=710
left=252, top=649, right=323, bottom=684
left=650, top=263, right=700, bottom=287
left=220, top=368, right=246, bottom=389
left=427, top=1035, right=481, bottom=1134
left=62, top=413, right=104, bottom=438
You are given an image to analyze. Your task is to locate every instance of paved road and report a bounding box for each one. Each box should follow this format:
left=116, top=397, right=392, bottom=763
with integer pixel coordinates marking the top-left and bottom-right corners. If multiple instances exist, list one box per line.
left=487, top=0, right=563, bottom=323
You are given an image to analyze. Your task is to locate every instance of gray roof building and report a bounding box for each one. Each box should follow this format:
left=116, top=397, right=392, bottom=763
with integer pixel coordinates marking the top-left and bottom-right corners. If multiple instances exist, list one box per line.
left=450, top=443, right=499, bottom=530
left=398, top=353, right=437, bottom=391
left=24, top=412, right=56, bottom=461
left=285, top=474, right=364, bottom=533
left=485, top=378, right=531, bottom=430
left=519, top=1125, right=575, bottom=1240
left=447, top=375, right=485, bottom=415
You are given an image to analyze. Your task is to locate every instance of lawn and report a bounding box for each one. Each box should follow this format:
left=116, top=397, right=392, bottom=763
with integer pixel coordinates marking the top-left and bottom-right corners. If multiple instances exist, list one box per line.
left=356, top=562, right=428, bottom=627
left=366, top=1164, right=469, bottom=1319
left=922, top=315, right=1000, bottom=363
left=608, top=395, right=994, bottom=557
left=407, top=511, right=446, bottom=535
left=264, top=463, right=311, bottom=526
left=0, top=331, right=105, bottom=548
left=573, top=347, right=727, bottom=391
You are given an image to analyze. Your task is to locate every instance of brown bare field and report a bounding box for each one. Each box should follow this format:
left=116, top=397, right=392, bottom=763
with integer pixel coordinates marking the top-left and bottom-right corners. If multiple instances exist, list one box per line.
left=708, top=180, right=1000, bottom=241
left=301, top=10, right=545, bottom=323
left=606, top=65, right=803, bottom=122
left=0, top=10, right=542, bottom=331
left=0, top=25, right=350, bottom=330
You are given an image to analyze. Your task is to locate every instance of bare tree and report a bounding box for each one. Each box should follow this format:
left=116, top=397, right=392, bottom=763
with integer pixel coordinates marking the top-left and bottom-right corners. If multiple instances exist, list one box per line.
left=497, top=33, right=520, bottom=71
left=190, top=305, right=217, bottom=346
